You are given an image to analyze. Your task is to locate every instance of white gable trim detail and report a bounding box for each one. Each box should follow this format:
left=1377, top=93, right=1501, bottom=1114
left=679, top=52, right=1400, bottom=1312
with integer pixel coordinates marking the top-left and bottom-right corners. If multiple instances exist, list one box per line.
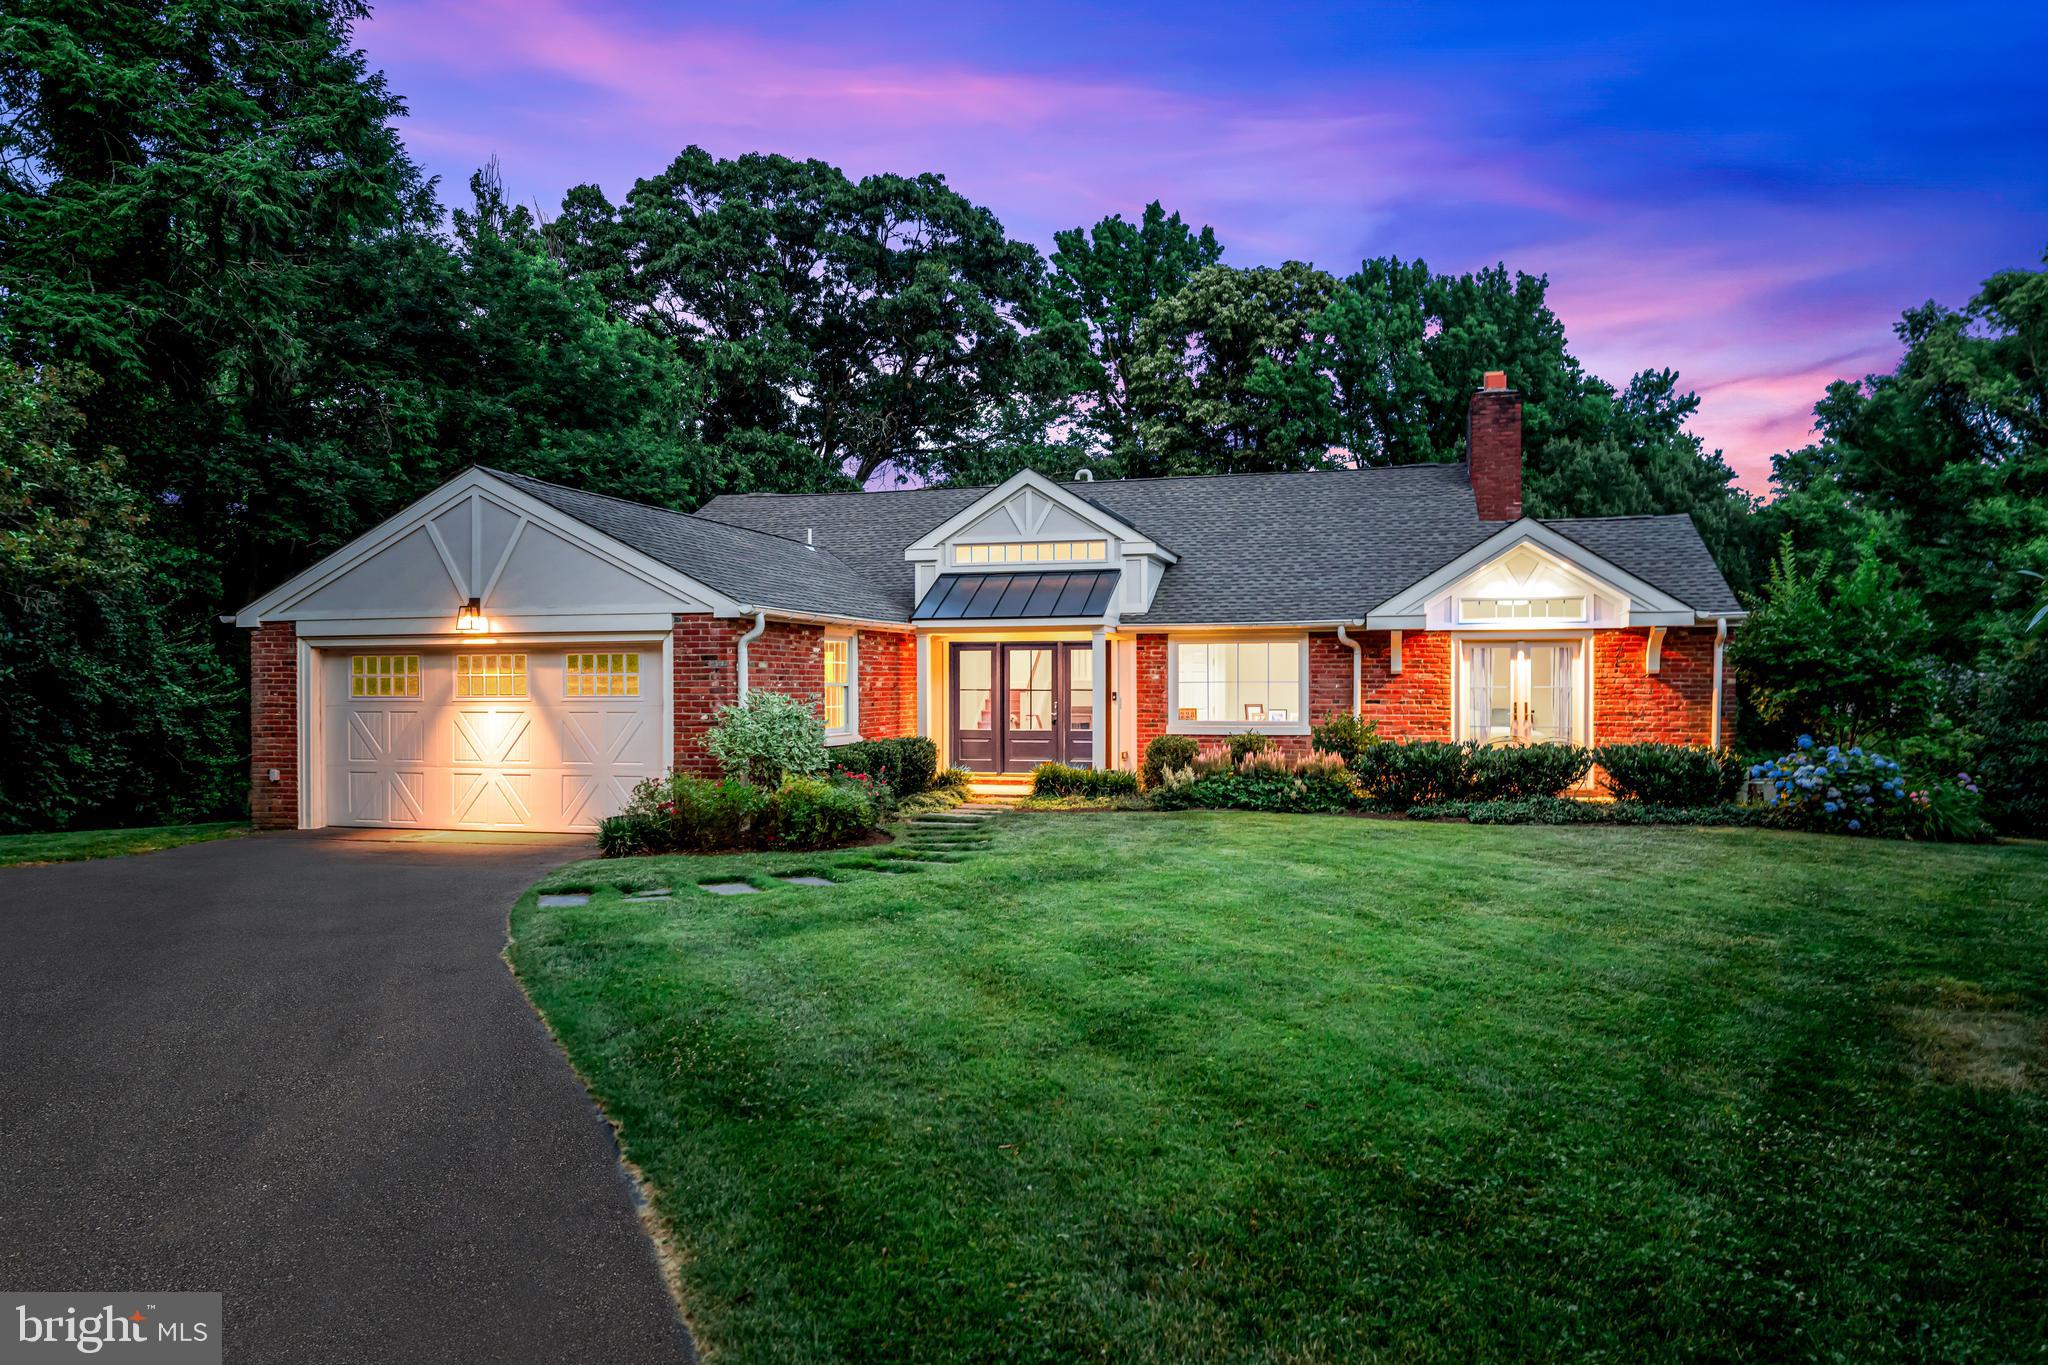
left=904, top=469, right=1176, bottom=562
left=1365, top=519, right=1698, bottom=629
left=234, top=468, right=744, bottom=627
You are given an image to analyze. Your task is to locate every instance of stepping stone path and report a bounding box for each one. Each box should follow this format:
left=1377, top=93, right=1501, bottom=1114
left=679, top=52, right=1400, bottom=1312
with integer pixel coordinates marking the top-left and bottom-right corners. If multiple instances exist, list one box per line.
left=699, top=881, right=759, bottom=896
left=776, top=875, right=836, bottom=888
left=537, top=893, right=589, bottom=908
left=896, top=805, right=1005, bottom=864
left=625, top=888, right=672, bottom=901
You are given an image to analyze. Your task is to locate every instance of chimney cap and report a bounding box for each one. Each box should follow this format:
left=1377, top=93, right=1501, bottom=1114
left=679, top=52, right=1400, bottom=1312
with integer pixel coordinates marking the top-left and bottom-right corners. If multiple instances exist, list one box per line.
left=1481, top=370, right=1508, bottom=390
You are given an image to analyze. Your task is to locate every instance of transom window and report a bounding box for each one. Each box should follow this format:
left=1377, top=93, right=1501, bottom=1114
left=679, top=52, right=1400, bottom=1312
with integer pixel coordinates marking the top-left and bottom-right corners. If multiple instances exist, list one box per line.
left=822, top=636, right=852, bottom=732
left=455, top=653, right=526, bottom=698
left=565, top=652, right=639, bottom=697
left=350, top=655, right=419, bottom=698
left=1174, top=640, right=1302, bottom=725
left=954, top=540, right=1108, bottom=565
left=1459, top=595, right=1586, bottom=622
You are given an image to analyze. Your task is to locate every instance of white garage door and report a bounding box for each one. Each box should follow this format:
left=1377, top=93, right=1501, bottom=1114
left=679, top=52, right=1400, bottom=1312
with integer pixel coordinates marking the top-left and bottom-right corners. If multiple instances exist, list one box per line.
left=319, top=647, right=662, bottom=832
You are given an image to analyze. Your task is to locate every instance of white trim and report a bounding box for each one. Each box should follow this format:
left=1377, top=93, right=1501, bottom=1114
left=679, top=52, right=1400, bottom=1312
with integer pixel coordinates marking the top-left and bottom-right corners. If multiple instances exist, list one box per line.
left=1164, top=634, right=1313, bottom=736
left=478, top=514, right=527, bottom=606
left=422, top=515, right=468, bottom=600
left=1367, top=519, right=1697, bottom=626
left=904, top=469, right=1175, bottom=562
left=1090, top=628, right=1108, bottom=768
left=1645, top=625, right=1667, bottom=673
left=822, top=629, right=858, bottom=742
left=1711, top=617, right=1727, bottom=748
left=236, top=468, right=745, bottom=627
left=297, top=635, right=317, bottom=829
left=292, top=612, right=689, bottom=639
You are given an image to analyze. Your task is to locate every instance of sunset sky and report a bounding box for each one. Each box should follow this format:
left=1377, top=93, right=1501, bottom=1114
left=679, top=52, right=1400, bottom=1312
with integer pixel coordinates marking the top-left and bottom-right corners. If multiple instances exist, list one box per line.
left=359, top=0, right=2048, bottom=491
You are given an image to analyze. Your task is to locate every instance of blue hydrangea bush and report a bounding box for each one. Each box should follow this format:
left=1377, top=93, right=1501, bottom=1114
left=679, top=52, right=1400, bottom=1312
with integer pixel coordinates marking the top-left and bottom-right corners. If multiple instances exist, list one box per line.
left=1750, top=736, right=1987, bottom=840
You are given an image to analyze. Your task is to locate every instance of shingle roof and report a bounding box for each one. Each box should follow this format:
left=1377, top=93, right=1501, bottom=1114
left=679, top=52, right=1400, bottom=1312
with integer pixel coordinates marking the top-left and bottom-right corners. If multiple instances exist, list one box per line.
left=501, top=462, right=1741, bottom=626
left=1540, top=515, right=1744, bottom=615
left=485, top=469, right=905, bottom=621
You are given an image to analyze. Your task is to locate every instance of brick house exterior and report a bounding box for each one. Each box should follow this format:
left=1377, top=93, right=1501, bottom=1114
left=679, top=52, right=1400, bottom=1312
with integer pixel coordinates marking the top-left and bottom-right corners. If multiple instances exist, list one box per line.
left=237, top=372, right=1741, bottom=832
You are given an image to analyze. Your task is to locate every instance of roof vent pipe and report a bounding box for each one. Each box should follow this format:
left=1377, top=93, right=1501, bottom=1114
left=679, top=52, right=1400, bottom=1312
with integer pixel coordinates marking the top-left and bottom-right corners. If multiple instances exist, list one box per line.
left=806, top=528, right=815, bottom=548
left=1073, top=467, right=1095, bottom=482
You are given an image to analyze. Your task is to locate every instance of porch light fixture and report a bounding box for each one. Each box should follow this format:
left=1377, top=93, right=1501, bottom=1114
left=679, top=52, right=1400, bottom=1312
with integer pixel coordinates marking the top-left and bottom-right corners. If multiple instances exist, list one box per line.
left=456, top=597, right=485, bottom=633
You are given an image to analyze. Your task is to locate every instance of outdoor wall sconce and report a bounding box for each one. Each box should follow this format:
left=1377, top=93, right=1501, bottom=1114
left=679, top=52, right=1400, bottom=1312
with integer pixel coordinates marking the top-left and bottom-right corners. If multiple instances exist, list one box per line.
left=456, top=597, right=485, bottom=632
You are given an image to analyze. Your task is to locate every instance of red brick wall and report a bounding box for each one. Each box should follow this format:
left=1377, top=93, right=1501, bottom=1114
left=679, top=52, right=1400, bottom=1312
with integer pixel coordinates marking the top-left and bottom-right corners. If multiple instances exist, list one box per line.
left=249, top=621, right=299, bottom=830
left=672, top=617, right=742, bottom=775
left=1592, top=627, right=1728, bottom=747
left=1133, top=634, right=1168, bottom=759
left=1361, top=631, right=1454, bottom=741
left=1467, top=387, right=1524, bottom=521
left=673, top=616, right=864, bottom=775
left=857, top=630, right=917, bottom=738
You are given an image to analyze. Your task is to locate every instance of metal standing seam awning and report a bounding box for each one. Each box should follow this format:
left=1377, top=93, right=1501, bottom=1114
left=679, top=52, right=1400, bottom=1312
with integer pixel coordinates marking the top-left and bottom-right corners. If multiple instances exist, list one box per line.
left=912, top=570, right=1121, bottom=621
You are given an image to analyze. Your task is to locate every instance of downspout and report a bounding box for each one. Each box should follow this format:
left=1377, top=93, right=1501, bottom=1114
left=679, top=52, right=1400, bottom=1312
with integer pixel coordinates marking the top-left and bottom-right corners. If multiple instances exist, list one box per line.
left=1335, top=622, right=1363, bottom=717
left=736, top=608, right=767, bottom=700
left=1710, top=616, right=1728, bottom=749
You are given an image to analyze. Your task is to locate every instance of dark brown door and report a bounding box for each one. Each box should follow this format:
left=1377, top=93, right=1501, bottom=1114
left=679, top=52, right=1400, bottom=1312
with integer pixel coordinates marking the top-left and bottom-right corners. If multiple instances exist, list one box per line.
left=1061, top=643, right=1095, bottom=767
left=951, top=644, right=997, bottom=771
left=1001, top=645, right=1057, bottom=770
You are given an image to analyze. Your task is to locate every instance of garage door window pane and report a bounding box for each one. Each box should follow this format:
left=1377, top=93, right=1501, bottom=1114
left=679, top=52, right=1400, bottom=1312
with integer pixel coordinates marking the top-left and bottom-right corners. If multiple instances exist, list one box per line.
left=567, top=653, right=639, bottom=698
left=456, top=654, right=526, bottom=699
left=351, top=655, right=419, bottom=698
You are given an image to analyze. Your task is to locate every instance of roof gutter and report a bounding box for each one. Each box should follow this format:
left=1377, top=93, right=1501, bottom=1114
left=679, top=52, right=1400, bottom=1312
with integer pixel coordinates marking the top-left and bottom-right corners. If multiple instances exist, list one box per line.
left=736, top=608, right=768, bottom=700
left=1334, top=622, right=1364, bottom=716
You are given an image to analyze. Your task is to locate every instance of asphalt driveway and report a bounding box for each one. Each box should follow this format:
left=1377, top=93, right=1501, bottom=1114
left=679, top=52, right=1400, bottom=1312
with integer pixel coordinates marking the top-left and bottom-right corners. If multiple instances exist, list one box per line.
left=0, top=830, right=696, bottom=1364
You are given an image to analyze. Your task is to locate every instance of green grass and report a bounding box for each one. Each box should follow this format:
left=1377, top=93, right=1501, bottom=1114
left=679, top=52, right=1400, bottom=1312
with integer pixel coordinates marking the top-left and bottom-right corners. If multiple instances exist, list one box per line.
left=0, top=820, right=247, bottom=867
left=510, top=813, right=2048, bottom=1362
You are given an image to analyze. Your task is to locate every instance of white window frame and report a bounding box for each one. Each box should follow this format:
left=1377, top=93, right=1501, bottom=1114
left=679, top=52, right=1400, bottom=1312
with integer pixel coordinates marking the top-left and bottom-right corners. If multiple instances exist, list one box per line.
left=1165, top=635, right=1311, bottom=736
left=822, top=631, right=858, bottom=743
left=1456, top=595, right=1589, bottom=625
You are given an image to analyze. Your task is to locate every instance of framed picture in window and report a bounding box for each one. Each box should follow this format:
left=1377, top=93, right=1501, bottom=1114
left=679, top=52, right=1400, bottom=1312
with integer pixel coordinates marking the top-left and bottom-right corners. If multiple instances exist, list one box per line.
left=1267, top=709, right=1290, bottom=722
left=1177, top=707, right=1198, bottom=720
left=1243, top=703, right=1266, bottom=721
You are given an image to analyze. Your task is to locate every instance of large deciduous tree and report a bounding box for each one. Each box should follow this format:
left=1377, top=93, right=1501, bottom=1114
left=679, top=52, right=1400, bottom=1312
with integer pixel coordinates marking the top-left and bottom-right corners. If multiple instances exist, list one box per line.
left=1125, top=262, right=1341, bottom=475
left=1044, top=202, right=1224, bottom=465
left=554, top=148, right=1060, bottom=488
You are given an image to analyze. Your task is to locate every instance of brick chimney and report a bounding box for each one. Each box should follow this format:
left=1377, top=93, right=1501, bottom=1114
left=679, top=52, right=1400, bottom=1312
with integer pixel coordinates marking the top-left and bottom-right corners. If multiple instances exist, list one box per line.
left=1466, top=370, right=1523, bottom=521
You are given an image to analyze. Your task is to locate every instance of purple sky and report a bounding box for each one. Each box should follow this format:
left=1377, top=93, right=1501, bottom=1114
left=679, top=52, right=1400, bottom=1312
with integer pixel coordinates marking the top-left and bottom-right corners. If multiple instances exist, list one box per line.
left=360, top=0, right=2048, bottom=492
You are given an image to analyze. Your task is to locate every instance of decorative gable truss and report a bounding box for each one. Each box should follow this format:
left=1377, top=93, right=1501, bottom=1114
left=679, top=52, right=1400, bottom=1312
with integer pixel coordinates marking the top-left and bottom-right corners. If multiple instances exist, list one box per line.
left=904, top=470, right=1177, bottom=620
left=1366, top=520, right=1705, bottom=674
left=233, top=468, right=739, bottom=637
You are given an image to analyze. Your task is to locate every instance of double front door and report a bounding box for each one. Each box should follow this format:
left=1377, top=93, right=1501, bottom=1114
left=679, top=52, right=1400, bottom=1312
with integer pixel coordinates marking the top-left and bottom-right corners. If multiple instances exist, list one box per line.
left=951, top=642, right=1095, bottom=772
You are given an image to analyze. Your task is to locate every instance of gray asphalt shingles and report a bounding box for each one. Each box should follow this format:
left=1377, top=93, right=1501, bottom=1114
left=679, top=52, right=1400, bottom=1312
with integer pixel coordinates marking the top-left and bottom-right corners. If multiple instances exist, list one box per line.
left=491, top=462, right=1739, bottom=626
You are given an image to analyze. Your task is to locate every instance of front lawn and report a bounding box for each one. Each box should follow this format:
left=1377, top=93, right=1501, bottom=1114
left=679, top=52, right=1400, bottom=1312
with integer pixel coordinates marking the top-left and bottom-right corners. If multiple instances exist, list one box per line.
left=0, top=820, right=247, bottom=868
left=510, top=814, right=2048, bottom=1362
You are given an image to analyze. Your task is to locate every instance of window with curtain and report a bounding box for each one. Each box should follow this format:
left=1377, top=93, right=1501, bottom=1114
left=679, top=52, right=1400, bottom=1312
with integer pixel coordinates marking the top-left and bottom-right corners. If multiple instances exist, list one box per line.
left=1174, top=640, right=1302, bottom=725
left=822, top=636, right=852, bottom=732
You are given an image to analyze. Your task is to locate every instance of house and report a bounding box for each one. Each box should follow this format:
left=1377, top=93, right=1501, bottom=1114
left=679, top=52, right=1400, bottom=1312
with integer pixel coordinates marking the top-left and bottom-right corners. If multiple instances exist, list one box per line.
left=235, top=373, right=1743, bottom=832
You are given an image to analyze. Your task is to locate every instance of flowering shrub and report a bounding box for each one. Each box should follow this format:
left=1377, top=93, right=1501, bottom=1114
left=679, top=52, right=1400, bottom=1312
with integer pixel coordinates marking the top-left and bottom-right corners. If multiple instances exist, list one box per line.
left=1905, top=772, right=1993, bottom=843
left=1750, top=736, right=1910, bottom=836
left=1150, top=749, right=1358, bottom=813
left=605, top=773, right=772, bottom=854
left=828, top=737, right=940, bottom=797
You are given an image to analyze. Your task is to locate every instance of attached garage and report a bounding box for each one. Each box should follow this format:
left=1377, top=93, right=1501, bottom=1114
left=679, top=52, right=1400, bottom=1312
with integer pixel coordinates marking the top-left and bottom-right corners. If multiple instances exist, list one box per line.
left=318, top=647, right=662, bottom=832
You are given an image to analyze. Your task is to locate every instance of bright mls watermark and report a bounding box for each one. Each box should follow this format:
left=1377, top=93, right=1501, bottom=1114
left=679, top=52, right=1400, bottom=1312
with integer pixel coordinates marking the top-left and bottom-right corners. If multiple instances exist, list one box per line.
left=2, top=1295, right=219, bottom=1363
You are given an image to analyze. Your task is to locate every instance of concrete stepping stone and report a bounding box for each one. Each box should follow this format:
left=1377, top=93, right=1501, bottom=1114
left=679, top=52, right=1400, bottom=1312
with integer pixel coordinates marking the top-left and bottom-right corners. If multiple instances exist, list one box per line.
left=775, top=875, right=835, bottom=887
left=625, top=888, right=672, bottom=900
left=699, top=881, right=759, bottom=896
left=538, top=893, right=589, bottom=908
